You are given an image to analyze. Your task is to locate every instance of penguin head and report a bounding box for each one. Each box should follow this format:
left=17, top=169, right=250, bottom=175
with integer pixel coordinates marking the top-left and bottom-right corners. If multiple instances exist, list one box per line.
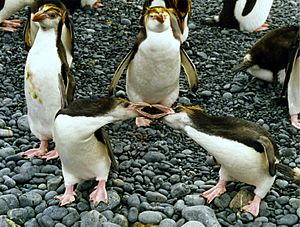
left=162, top=106, right=203, bottom=130
left=32, top=3, right=67, bottom=30
left=144, top=7, right=173, bottom=33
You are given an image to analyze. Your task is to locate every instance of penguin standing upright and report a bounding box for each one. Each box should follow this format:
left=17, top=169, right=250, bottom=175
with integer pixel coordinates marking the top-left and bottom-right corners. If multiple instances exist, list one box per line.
left=233, top=26, right=300, bottom=129
left=22, top=0, right=76, bottom=160
left=204, top=0, right=274, bottom=32
left=0, top=0, right=34, bottom=32
left=109, top=7, right=198, bottom=126
left=53, top=97, right=147, bottom=205
left=162, top=106, right=300, bottom=217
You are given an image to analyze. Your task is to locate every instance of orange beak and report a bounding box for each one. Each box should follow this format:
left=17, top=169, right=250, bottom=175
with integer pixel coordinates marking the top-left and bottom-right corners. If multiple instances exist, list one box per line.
left=32, top=11, right=47, bottom=22
left=155, top=13, right=165, bottom=23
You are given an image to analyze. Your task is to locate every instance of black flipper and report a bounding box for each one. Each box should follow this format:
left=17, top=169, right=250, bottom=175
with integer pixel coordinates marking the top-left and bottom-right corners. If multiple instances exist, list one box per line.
left=242, top=0, right=257, bottom=17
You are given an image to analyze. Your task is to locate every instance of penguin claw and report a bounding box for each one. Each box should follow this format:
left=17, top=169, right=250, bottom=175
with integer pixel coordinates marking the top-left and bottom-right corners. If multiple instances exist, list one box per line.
left=242, top=195, right=261, bottom=217
left=202, top=180, right=227, bottom=203
left=42, top=149, right=59, bottom=160
left=1, top=19, right=22, bottom=32
left=56, top=185, right=76, bottom=206
left=89, top=180, right=108, bottom=205
left=136, top=117, right=152, bottom=127
left=92, top=0, right=103, bottom=8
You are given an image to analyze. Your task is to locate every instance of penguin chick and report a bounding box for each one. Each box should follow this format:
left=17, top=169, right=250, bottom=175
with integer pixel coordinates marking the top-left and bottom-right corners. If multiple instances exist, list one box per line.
left=162, top=106, right=300, bottom=217
left=233, top=26, right=300, bottom=129
left=24, top=0, right=74, bottom=67
left=22, top=1, right=76, bottom=160
left=0, top=0, right=34, bottom=32
left=109, top=7, right=198, bottom=126
left=53, top=97, right=142, bottom=206
left=204, top=0, right=273, bottom=32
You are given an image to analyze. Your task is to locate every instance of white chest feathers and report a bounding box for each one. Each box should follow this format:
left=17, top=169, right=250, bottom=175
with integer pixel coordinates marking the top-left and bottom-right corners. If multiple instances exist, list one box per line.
left=234, top=0, right=273, bottom=32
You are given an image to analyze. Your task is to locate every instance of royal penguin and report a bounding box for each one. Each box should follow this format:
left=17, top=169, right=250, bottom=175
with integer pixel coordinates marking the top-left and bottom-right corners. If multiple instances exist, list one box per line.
left=22, top=0, right=76, bottom=160
left=53, top=97, right=147, bottom=205
left=233, top=26, right=300, bottom=129
left=0, top=0, right=34, bottom=32
left=204, top=0, right=274, bottom=32
left=162, top=106, right=300, bottom=217
left=142, top=0, right=191, bottom=42
left=109, top=7, right=198, bottom=126
left=24, top=0, right=74, bottom=67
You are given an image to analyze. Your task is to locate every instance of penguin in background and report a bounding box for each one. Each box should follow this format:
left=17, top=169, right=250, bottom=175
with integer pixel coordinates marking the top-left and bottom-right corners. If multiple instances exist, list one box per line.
left=109, top=6, right=198, bottom=127
left=162, top=106, right=300, bottom=217
left=60, top=0, right=103, bottom=14
left=233, top=26, right=300, bottom=129
left=24, top=0, right=74, bottom=67
left=0, top=0, right=34, bottom=32
left=53, top=97, right=150, bottom=205
left=22, top=0, right=76, bottom=160
left=204, top=0, right=274, bottom=32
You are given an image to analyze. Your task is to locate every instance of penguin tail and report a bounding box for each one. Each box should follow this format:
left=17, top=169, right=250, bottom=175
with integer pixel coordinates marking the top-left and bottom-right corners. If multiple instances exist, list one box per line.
left=232, top=60, right=253, bottom=73
left=277, top=163, right=300, bottom=186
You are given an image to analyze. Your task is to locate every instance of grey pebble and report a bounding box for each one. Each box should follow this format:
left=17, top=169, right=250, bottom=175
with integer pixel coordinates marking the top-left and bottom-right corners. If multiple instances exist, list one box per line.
left=277, top=214, right=298, bottom=225
left=47, top=176, right=63, bottom=191
left=62, top=209, right=80, bottom=226
left=139, top=211, right=162, bottom=224
left=128, top=207, right=139, bottom=223
left=275, top=179, right=289, bottom=188
left=43, top=206, right=68, bottom=220
left=3, top=175, right=16, bottom=188
left=200, top=90, right=212, bottom=97
left=159, top=218, right=176, bottom=227
left=181, top=221, right=205, bottom=227
left=146, top=191, right=167, bottom=203
left=17, top=115, right=30, bottom=131
left=7, top=207, right=30, bottom=225
left=174, top=199, right=186, bottom=212
left=80, top=210, right=107, bottom=227
left=120, top=18, right=131, bottom=26
left=171, top=183, right=191, bottom=198
left=184, top=194, right=205, bottom=206
left=182, top=205, right=221, bottom=227
left=101, top=222, right=121, bottom=227
left=112, top=214, right=128, bottom=227
left=222, top=92, right=233, bottom=99
left=213, top=193, right=231, bottom=208
left=143, top=151, right=166, bottom=162
left=127, top=193, right=140, bottom=207
left=0, top=194, right=19, bottom=215
left=24, top=218, right=40, bottom=227
left=37, top=214, right=55, bottom=227
left=0, top=147, right=15, bottom=158
left=94, top=190, right=120, bottom=212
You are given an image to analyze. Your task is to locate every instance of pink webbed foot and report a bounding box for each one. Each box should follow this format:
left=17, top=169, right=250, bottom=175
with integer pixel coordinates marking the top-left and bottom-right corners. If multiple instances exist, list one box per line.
left=242, top=195, right=261, bottom=217
left=42, top=149, right=59, bottom=160
left=1, top=19, right=22, bottom=32
left=135, top=117, right=152, bottom=127
left=56, top=185, right=76, bottom=206
left=202, top=180, right=227, bottom=203
left=22, top=140, right=48, bottom=159
left=90, top=180, right=108, bottom=206
left=255, top=23, right=270, bottom=32
left=92, top=0, right=103, bottom=8
left=291, top=114, right=300, bottom=129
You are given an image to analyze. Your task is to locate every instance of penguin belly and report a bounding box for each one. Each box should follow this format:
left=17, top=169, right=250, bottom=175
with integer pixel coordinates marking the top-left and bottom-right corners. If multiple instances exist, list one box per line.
left=234, top=0, right=273, bottom=32
left=184, top=126, right=275, bottom=198
left=25, top=33, right=63, bottom=140
left=54, top=115, right=111, bottom=185
left=247, top=65, right=286, bottom=84
left=288, top=56, right=300, bottom=116
left=126, top=33, right=181, bottom=106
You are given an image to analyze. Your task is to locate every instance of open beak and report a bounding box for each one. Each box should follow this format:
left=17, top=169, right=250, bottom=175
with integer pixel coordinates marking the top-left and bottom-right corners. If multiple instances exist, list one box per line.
left=128, top=102, right=175, bottom=119
left=32, top=11, right=47, bottom=22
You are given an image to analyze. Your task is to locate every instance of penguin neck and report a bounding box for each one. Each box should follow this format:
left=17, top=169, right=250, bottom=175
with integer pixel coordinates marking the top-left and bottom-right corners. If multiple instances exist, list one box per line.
left=144, top=27, right=179, bottom=50
left=34, top=27, right=58, bottom=48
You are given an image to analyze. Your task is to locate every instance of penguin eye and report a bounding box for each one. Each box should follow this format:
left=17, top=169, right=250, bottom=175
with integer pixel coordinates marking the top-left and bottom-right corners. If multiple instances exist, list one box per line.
left=149, top=14, right=155, bottom=19
left=48, top=12, right=57, bottom=19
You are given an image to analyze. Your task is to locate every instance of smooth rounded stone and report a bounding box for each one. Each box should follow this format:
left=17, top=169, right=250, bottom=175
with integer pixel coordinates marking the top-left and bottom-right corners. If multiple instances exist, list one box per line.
left=230, top=84, right=243, bottom=93
left=275, top=179, right=289, bottom=188
left=37, top=214, right=55, bottom=227
left=159, top=218, right=176, bottom=227
left=94, top=190, right=121, bottom=212
left=213, top=193, right=231, bottom=208
left=277, top=196, right=289, bottom=205
left=47, top=176, right=63, bottom=191
left=200, top=90, right=212, bottom=97
left=143, top=151, right=166, bottom=162
left=17, top=115, right=30, bottom=131
left=127, top=194, right=140, bottom=208
left=62, top=209, right=80, bottom=226
left=197, top=51, right=208, bottom=60
left=112, top=214, right=128, bottom=227
left=0, top=168, right=10, bottom=177
left=101, top=210, right=114, bottom=221
left=138, top=211, right=162, bottom=225
left=222, top=92, right=233, bottom=99
left=35, top=201, right=47, bottom=213
left=182, top=205, right=221, bottom=227
left=128, top=207, right=139, bottom=223
left=101, top=222, right=121, bottom=227
left=255, top=217, right=269, bottom=223
left=43, top=206, right=68, bottom=220
left=3, top=175, right=16, bottom=188
left=170, top=183, right=191, bottom=198
left=178, top=97, right=191, bottom=105
left=289, top=198, right=300, bottom=209
left=239, top=212, right=254, bottom=222
left=142, top=170, right=155, bottom=178
left=181, top=221, right=205, bottom=227
left=19, top=191, right=43, bottom=207
left=41, top=165, right=59, bottom=174
left=174, top=199, right=186, bottom=212
left=277, top=214, right=298, bottom=225
left=0, top=147, right=15, bottom=158
left=45, top=191, right=58, bottom=200
left=184, top=194, right=205, bottom=206
left=297, top=208, right=300, bottom=218
left=145, top=191, right=167, bottom=203
left=55, top=223, right=67, bottom=227
left=112, top=179, right=124, bottom=187
left=24, top=218, right=40, bottom=227
left=7, top=207, right=30, bottom=225
left=169, top=175, right=180, bottom=184
left=0, top=194, right=19, bottom=215
left=81, top=210, right=107, bottom=227
left=120, top=18, right=131, bottom=26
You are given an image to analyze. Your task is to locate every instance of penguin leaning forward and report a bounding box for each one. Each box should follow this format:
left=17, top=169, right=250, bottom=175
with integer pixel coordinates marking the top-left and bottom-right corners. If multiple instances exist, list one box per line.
left=0, top=0, right=34, bottom=32
left=22, top=0, right=76, bottom=160
left=233, top=26, right=300, bottom=129
left=162, top=106, right=300, bottom=217
left=204, top=0, right=274, bottom=32
left=109, top=6, right=198, bottom=126
left=53, top=97, right=151, bottom=205
left=24, top=0, right=74, bottom=67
